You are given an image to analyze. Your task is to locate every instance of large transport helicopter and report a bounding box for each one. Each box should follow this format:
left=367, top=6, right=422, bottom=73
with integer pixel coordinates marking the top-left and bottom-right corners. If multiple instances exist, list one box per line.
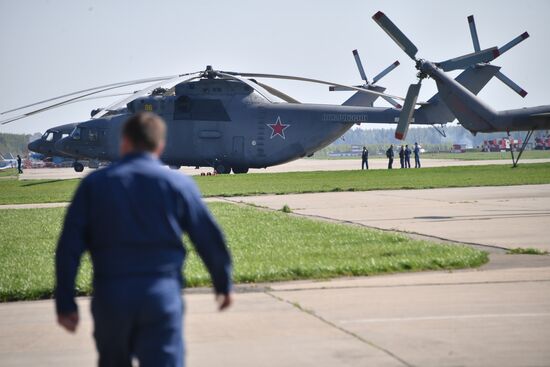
left=1, top=14, right=532, bottom=172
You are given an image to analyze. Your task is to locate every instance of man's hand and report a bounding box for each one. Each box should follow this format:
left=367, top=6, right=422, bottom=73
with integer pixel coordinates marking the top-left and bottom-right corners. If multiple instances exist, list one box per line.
left=57, top=311, right=79, bottom=333
left=216, top=293, right=233, bottom=311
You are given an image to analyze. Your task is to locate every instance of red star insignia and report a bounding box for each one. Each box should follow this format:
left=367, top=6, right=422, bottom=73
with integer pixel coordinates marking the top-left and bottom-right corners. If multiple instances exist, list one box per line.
left=267, top=116, right=290, bottom=139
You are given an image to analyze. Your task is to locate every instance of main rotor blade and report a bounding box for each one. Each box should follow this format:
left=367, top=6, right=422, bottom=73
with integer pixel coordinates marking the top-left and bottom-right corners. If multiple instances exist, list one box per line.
left=381, top=95, right=402, bottom=109
left=495, top=71, right=527, bottom=97
left=498, top=32, right=529, bottom=56
left=329, top=85, right=365, bottom=91
left=352, top=49, right=368, bottom=82
left=467, top=15, right=481, bottom=52
left=1, top=76, right=178, bottom=115
left=372, top=61, right=400, bottom=84
left=92, top=72, right=203, bottom=118
left=256, top=82, right=300, bottom=103
left=396, top=83, right=421, bottom=140
left=0, top=80, right=160, bottom=125
left=372, top=11, right=418, bottom=60
left=225, top=71, right=424, bottom=103
left=436, top=47, right=500, bottom=71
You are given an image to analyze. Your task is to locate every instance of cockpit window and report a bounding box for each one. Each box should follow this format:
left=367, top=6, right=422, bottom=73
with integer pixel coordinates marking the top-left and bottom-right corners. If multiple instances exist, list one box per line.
left=88, top=129, right=98, bottom=142
left=42, top=132, right=54, bottom=141
left=70, top=127, right=81, bottom=140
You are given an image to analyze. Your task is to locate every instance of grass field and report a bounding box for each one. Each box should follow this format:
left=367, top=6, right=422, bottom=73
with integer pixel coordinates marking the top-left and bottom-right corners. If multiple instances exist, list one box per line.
left=0, top=168, right=17, bottom=178
left=0, top=203, right=487, bottom=302
left=1, top=163, right=549, bottom=205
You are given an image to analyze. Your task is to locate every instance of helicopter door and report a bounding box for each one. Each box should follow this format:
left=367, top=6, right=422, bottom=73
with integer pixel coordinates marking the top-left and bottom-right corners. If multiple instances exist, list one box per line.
left=232, top=136, right=244, bottom=157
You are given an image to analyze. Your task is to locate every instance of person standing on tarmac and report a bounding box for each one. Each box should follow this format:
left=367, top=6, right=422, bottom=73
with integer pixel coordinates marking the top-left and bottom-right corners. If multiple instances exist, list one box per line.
left=386, top=145, right=394, bottom=169
left=399, top=146, right=405, bottom=169
left=361, top=146, right=369, bottom=170
left=16, top=154, right=23, bottom=174
left=55, top=112, right=233, bottom=367
left=414, top=142, right=421, bottom=168
left=405, top=144, right=412, bottom=168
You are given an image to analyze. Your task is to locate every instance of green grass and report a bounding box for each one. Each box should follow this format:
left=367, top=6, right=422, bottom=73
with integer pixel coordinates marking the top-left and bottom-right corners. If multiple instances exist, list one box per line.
left=507, top=247, right=548, bottom=255
left=0, top=168, right=18, bottom=178
left=0, top=203, right=487, bottom=302
left=1, top=163, right=550, bottom=205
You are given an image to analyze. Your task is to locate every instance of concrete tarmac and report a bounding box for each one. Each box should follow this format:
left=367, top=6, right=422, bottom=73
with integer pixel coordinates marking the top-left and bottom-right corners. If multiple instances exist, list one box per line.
left=18, top=157, right=550, bottom=180
left=1, top=264, right=549, bottom=366
left=228, top=184, right=550, bottom=252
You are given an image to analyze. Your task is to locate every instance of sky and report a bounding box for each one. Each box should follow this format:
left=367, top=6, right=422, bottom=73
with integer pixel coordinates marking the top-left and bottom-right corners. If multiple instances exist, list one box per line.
left=1, top=0, right=549, bottom=134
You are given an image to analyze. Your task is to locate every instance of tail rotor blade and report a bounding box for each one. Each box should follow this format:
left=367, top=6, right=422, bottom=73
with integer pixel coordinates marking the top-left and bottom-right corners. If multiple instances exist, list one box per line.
left=396, top=83, right=421, bottom=140
left=467, top=15, right=481, bottom=52
left=352, top=49, right=368, bottom=83
left=498, top=32, right=529, bottom=56
left=436, top=46, right=500, bottom=71
left=495, top=71, right=527, bottom=97
left=372, top=61, right=400, bottom=84
left=372, top=11, right=418, bottom=60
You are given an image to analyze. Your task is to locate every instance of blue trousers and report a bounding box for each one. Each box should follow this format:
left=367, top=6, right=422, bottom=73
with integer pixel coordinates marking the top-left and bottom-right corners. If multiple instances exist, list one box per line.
left=91, top=276, right=184, bottom=367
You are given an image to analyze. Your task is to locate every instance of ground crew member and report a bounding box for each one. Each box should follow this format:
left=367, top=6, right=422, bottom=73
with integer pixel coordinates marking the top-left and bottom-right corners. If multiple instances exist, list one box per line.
left=414, top=142, right=421, bottom=168
left=405, top=144, right=412, bottom=168
left=399, top=146, right=405, bottom=168
left=16, top=154, right=23, bottom=174
left=55, top=112, right=233, bottom=367
left=361, top=146, right=369, bottom=170
left=386, top=144, right=394, bottom=169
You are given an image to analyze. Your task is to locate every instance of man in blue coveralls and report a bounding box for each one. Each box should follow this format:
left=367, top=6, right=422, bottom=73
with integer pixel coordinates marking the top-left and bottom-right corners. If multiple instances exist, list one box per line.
left=55, top=112, right=233, bottom=367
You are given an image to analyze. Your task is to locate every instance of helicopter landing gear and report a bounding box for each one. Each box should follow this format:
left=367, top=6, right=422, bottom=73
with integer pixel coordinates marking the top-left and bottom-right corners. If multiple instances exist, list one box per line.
left=214, top=163, right=231, bottom=174
left=509, top=130, right=534, bottom=168
left=73, top=161, right=84, bottom=172
left=232, top=166, right=249, bottom=174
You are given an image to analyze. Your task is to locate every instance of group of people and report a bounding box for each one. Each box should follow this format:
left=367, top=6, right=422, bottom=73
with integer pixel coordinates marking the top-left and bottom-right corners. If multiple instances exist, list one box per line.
left=361, top=143, right=421, bottom=170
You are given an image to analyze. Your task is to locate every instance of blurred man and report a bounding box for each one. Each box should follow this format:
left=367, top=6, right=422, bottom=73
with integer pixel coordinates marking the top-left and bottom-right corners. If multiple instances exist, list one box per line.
left=55, top=112, right=233, bottom=367
left=398, top=146, right=405, bottom=169
left=386, top=145, right=394, bottom=169
left=16, top=154, right=23, bottom=174
left=361, top=146, right=369, bottom=170
left=414, top=142, right=421, bottom=168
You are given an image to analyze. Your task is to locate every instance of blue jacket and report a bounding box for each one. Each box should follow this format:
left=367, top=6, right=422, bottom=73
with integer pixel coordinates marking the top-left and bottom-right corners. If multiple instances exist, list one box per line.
left=55, top=153, right=232, bottom=314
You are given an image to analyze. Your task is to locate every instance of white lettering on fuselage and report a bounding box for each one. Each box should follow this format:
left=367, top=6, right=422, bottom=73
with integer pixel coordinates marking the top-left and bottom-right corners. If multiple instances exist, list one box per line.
left=322, top=113, right=369, bottom=122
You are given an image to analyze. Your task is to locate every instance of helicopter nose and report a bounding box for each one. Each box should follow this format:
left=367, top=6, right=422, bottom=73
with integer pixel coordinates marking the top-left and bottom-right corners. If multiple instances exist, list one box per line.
left=28, top=140, right=39, bottom=152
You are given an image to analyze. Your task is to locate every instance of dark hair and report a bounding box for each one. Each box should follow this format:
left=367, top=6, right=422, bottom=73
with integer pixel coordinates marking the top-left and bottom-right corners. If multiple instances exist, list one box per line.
left=121, top=112, right=166, bottom=152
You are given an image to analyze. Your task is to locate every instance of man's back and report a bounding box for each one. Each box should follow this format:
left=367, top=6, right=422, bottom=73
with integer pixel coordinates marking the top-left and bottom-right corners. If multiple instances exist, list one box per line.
left=55, top=112, right=232, bottom=367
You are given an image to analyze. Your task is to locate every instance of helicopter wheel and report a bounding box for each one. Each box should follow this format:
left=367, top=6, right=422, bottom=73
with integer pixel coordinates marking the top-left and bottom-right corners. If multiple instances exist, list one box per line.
left=215, top=163, right=231, bottom=174
left=232, top=167, right=249, bottom=174
left=73, top=162, right=84, bottom=173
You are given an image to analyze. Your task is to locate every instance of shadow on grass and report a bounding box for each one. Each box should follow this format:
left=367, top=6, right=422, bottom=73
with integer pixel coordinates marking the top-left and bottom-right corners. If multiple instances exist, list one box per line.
left=20, top=179, right=72, bottom=187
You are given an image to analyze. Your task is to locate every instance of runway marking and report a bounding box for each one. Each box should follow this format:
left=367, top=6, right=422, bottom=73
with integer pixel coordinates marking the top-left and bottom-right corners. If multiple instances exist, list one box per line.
left=341, top=313, right=550, bottom=324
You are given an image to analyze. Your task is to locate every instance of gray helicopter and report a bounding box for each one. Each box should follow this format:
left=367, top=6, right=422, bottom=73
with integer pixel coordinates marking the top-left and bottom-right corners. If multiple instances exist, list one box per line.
left=373, top=11, right=550, bottom=166
left=2, top=19, right=527, bottom=172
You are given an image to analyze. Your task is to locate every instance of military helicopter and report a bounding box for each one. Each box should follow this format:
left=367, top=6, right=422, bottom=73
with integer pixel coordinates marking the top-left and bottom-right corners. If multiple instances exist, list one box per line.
left=372, top=11, right=550, bottom=166
left=1, top=19, right=525, bottom=172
